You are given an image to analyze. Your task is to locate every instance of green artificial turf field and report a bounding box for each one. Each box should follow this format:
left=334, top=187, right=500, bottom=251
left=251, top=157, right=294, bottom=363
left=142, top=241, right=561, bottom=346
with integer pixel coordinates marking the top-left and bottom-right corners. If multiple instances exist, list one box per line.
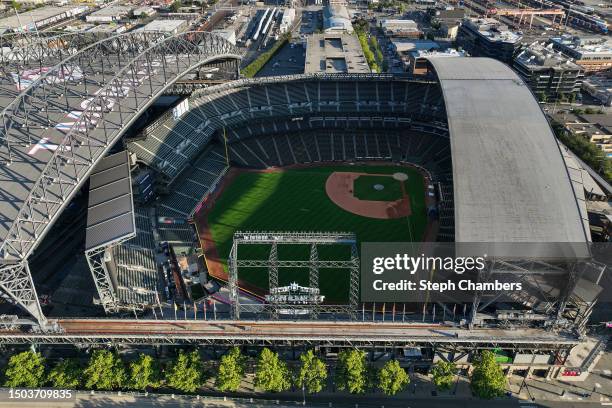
left=206, top=165, right=427, bottom=303
left=353, top=174, right=404, bottom=201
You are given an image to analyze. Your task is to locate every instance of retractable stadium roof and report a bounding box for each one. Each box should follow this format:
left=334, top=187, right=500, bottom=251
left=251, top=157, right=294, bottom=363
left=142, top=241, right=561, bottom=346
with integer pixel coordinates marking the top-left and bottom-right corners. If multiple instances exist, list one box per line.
left=426, top=57, right=590, bottom=244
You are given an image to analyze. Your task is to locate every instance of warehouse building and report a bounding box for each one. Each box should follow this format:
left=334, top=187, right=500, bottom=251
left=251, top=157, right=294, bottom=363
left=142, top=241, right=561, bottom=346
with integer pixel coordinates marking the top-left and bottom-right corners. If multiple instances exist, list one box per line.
left=279, top=8, right=295, bottom=34
left=379, top=19, right=422, bottom=38
left=0, top=5, right=87, bottom=32
left=86, top=5, right=133, bottom=23
left=141, top=19, right=188, bottom=34
left=582, top=76, right=612, bottom=107
left=323, top=5, right=353, bottom=34
left=212, top=29, right=236, bottom=45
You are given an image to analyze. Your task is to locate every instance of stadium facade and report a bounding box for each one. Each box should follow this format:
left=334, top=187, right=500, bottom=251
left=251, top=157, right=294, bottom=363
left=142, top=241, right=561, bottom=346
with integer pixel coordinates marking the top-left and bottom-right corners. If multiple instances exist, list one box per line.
left=0, top=32, right=606, bottom=365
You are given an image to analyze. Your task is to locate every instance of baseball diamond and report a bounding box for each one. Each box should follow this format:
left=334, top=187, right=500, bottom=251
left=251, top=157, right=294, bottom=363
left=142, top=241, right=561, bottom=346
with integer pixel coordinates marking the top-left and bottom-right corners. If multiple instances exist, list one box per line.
left=195, top=164, right=429, bottom=302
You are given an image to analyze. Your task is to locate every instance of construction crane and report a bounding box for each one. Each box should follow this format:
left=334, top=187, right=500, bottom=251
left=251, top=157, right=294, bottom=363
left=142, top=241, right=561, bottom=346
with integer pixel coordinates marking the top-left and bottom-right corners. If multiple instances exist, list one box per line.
left=489, top=7, right=566, bottom=28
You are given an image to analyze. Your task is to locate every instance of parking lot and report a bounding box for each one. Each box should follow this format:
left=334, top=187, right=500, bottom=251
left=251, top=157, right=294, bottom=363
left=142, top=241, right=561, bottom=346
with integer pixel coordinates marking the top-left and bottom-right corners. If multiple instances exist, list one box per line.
left=256, top=41, right=306, bottom=77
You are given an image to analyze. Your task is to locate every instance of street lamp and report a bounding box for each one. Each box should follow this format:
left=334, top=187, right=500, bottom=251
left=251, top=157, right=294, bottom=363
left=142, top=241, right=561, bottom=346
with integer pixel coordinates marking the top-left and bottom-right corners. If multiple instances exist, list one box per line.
left=302, top=383, right=306, bottom=405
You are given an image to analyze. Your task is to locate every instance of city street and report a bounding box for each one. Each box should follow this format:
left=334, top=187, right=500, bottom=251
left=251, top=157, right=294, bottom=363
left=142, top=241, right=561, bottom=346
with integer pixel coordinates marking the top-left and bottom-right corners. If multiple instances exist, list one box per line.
left=0, top=393, right=607, bottom=408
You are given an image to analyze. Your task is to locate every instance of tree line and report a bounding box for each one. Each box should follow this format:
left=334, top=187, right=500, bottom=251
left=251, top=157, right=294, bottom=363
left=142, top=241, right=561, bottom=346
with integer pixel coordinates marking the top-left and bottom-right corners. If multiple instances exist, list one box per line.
left=354, top=20, right=385, bottom=73
left=551, top=119, right=612, bottom=183
left=242, top=34, right=292, bottom=78
left=1, top=348, right=507, bottom=398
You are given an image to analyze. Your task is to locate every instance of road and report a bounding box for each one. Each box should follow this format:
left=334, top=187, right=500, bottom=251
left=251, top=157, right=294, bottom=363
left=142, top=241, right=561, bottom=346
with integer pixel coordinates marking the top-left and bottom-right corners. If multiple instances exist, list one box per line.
left=0, top=393, right=606, bottom=408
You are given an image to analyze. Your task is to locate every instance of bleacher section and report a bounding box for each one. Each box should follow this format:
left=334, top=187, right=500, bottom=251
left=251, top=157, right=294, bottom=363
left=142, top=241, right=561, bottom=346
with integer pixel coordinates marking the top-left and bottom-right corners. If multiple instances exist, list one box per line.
left=127, top=109, right=215, bottom=182
left=125, top=74, right=454, bottom=251
left=112, top=208, right=159, bottom=305
left=156, top=145, right=228, bottom=246
left=228, top=130, right=451, bottom=172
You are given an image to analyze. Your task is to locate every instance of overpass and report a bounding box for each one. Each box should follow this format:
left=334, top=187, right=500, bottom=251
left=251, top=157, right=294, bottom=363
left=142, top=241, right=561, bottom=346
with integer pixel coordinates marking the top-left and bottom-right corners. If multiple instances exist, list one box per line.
left=0, top=319, right=580, bottom=355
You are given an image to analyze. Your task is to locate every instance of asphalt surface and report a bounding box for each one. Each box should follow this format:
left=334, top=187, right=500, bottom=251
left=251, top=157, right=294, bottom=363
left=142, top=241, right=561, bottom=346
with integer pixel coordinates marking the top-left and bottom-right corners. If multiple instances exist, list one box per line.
left=0, top=393, right=605, bottom=408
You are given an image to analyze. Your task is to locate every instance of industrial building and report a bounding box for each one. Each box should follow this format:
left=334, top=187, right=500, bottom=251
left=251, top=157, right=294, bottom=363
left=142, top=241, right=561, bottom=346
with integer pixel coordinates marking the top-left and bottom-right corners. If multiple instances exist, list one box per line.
left=430, top=7, right=465, bottom=40
left=305, top=33, right=369, bottom=73
left=513, top=42, right=583, bottom=101
left=323, top=5, right=353, bottom=34
left=378, top=19, right=422, bottom=38
left=141, top=19, right=189, bottom=34
left=551, top=35, right=612, bottom=73
left=212, top=29, right=236, bottom=45
left=134, top=6, right=157, bottom=18
left=0, top=5, right=87, bottom=33
left=582, top=75, right=612, bottom=107
left=279, top=8, right=295, bottom=34
left=456, top=17, right=522, bottom=64
left=85, top=5, right=133, bottom=24
left=389, top=39, right=440, bottom=70
left=557, top=113, right=612, bottom=158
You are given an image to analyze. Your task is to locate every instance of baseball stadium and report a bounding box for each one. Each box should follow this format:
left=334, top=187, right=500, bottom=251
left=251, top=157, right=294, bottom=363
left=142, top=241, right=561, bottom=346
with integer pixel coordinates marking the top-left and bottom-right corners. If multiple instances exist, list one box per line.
left=0, top=31, right=607, bottom=371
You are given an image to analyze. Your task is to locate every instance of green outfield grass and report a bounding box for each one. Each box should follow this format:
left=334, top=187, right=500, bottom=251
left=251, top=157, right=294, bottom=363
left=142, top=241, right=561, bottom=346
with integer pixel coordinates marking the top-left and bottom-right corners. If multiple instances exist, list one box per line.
left=353, top=174, right=404, bottom=201
left=206, top=165, right=427, bottom=303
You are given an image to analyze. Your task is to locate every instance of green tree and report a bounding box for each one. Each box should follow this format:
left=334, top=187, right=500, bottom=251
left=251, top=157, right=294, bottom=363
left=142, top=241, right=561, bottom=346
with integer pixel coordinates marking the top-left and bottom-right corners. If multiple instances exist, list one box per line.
left=297, top=350, right=328, bottom=394
left=241, top=34, right=291, bottom=78
left=470, top=351, right=506, bottom=399
left=254, top=348, right=291, bottom=392
left=378, top=360, right=409, bottom=395
left=3, top=351, right=45, bottom=388
left=48, top=359, right=82, bottom=389
left=170, top=0, right=181, bottom=11
left=431, top=361, right=457, bottom=391
left=215, top=347, right=245, bottom=392
left=335, top=349, right=368, bottom=394
left=165, top=350, right=202, bottom=393
left=551, top=119, right=612, bottom=182
left=83, top=350, right=127, bottom=390
left=129, top=354, right=161, bottom=391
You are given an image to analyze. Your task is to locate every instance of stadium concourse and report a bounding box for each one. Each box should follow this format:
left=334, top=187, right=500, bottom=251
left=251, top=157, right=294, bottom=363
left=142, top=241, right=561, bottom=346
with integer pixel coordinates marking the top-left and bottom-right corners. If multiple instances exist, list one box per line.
left=0, top=30, right=603, bottom=359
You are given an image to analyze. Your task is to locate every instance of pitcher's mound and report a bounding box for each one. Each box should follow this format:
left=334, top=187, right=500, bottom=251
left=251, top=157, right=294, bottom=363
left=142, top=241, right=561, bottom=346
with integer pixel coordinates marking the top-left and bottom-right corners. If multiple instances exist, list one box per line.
left=325, top=172, right=411, bottom=219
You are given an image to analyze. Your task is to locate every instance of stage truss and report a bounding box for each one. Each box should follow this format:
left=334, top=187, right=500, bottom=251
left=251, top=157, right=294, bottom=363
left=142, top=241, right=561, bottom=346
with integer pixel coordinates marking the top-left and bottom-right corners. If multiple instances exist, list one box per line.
left=228, top=231, right=359, bottom=319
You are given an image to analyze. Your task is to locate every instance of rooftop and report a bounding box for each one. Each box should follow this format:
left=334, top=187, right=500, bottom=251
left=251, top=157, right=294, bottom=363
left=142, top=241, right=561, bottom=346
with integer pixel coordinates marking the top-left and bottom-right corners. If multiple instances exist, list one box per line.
left=391, top=39, right=439, bottom=54
left=412, top=48, right=465, bottom=58
left=515, top=42, right=582, bottom=70
left=427, top=57, right=589, bottom=243
left=323, top=5, right=353, bottom=33
left=141, top=19, right=187, bottom=33
left=0, top=5, right=86, bottom=30
left=462, top=17, right=521, bottom=44
left=551, top=34, right=612, bottom=57
left=305, top=34, right=370, bottom=74
left=583, top=76, right=612, bottom=92
left=88, top=5, right=133, bottom=18
left=380, top=19, right=418, bottom=27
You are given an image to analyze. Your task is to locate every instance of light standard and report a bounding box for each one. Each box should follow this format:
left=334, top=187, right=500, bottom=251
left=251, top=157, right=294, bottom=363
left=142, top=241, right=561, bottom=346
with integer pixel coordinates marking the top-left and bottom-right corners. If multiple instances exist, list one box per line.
left=302, top=383, right=306, bottom=405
